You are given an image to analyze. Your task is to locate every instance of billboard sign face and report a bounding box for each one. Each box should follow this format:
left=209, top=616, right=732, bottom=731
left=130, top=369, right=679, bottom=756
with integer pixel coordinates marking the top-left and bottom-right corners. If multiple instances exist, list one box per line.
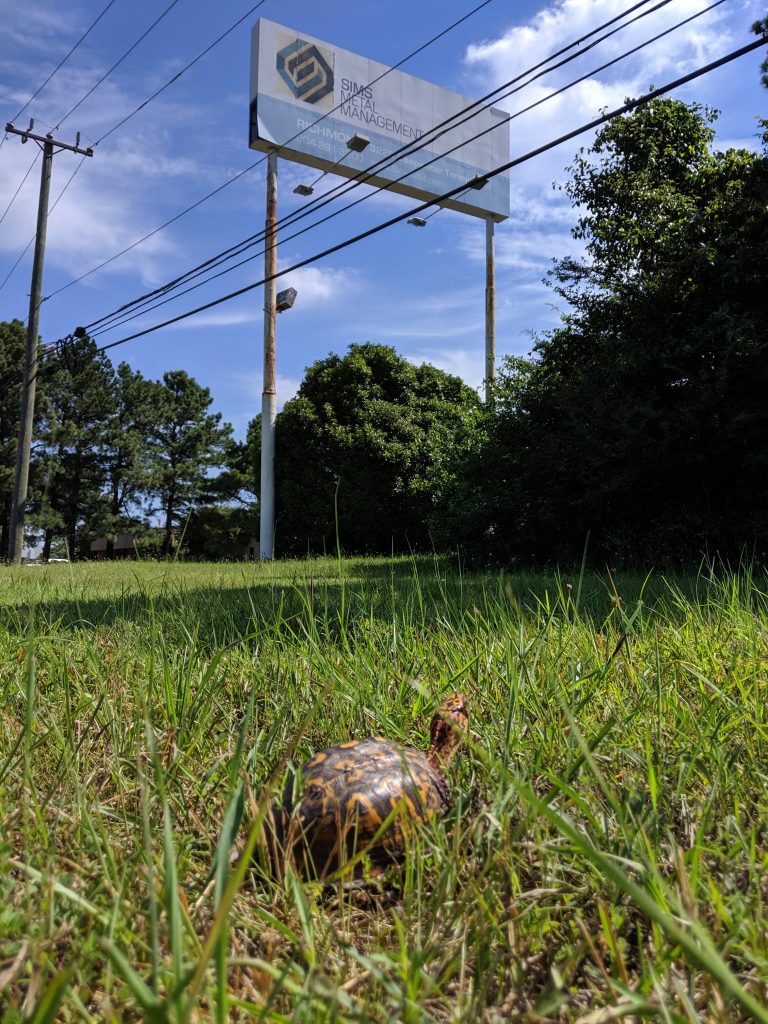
left=250, top=19, right=510, bottom=222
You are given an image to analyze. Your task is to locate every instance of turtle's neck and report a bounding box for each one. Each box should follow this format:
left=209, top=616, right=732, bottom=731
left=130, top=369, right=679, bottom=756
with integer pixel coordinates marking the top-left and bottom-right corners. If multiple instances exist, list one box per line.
left=426, top=736, right=459, bottom=772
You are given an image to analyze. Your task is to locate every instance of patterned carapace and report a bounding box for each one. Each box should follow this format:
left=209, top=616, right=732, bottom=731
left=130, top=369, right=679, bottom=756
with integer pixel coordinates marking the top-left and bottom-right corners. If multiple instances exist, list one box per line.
left=267, top=692, right=468, bottom=880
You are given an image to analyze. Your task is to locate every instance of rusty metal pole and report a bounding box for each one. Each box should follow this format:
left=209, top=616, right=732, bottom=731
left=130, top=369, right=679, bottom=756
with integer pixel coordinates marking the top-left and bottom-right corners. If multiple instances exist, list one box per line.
left=259, top=149, right=278, bottom=559
left=484, top=215, right=496, bottom=404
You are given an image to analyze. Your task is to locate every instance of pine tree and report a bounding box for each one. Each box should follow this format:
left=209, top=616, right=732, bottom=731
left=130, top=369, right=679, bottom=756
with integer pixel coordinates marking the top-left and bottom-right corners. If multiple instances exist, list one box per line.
left=146, top=370, right=233, bottom=556
left=33, top=337, right=116, bottom=560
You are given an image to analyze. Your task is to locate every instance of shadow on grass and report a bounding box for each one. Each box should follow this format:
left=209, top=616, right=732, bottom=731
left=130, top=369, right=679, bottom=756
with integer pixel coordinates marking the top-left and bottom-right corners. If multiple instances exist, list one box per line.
left=2, top=554, right=753, bottom=648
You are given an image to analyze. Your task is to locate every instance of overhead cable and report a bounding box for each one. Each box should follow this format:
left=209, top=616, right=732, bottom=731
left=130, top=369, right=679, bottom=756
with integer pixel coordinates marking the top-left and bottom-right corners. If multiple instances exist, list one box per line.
left=0, top=0, right=262, bottom=296
left=0, top=151, right=41, bottom=227
left=87, top=0, right=724, bottom=336
left=43, top=0, right=500, bottom=302
left=0, top=0, right=181, bottom=296
left=80, top=0, right=676, bottom=331
left=4, top=0, right=120, bottom=129
left=84, top=35, right=768, bottom=357
left=2, top=32, right=763, bottom=400
left=54, top=0, right=182, bottom=128
left=95, top=0, right=271, bottom=145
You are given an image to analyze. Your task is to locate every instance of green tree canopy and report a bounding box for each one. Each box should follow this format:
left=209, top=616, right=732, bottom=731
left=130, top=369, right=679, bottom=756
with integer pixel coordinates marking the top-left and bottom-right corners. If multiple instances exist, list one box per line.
left=451, top=98, right=768, bottom=566
left=184, top=417, right=260, bottom=560
left=32, top=337, right=117, bottom=560
left=97, top=362, right=164, bottom=549
left=275, top=342, right=482, bottom=556
left=0, top=320, right=27, bottom=556
left=753, top=15, right=768, bottom=89
left=146, top=370, right=233, bottom=556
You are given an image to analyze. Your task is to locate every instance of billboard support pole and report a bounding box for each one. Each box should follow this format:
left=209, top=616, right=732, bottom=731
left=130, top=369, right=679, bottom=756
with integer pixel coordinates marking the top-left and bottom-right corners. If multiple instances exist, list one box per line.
left=259, top=149, right=278, bottom=559
left=484, top=215, right=495, bottom=403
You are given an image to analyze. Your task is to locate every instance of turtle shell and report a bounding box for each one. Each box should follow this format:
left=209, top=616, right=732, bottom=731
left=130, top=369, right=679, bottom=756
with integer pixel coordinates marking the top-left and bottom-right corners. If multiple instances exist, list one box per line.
left=273, top=737, right=450, bottom=880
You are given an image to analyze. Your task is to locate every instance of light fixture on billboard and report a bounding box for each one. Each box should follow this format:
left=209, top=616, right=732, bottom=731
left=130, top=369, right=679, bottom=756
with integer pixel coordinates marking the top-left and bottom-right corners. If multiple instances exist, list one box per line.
left=294, top=133, right=372, bottom=196
left=345, top=133, right=370, bottom=152
left=276, top=287, right=297, bottom=312
left=468, top=176, right=489, bottom=190
left=407, top=216, right=427, bottom=227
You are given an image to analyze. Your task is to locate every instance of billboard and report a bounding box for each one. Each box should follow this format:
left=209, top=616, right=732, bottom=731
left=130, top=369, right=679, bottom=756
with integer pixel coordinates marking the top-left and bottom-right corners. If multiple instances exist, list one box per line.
left=249, top=18, right=510, bottom=222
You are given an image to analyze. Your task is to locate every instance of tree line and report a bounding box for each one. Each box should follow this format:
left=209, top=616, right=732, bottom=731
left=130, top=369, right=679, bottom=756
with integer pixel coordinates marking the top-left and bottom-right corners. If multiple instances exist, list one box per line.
left=2, top=94, right=767, bottom=567
left=0, top=333, right=255, bottom=560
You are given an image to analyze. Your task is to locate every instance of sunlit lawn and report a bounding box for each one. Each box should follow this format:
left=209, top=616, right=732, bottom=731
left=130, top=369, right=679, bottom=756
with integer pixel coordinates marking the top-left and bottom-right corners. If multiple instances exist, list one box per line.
left=1, top=556, right=767, bottom=1021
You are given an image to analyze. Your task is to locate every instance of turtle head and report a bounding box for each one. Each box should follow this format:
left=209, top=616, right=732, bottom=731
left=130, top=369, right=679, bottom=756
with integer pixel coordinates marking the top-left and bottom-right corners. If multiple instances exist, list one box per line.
left=427, top=692, right=468, bottom=769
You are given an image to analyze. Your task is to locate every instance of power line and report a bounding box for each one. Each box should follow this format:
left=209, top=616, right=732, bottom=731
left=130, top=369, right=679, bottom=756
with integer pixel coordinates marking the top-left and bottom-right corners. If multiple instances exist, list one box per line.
left=43, top=0, right=500, bottom=303
left=8, top=0, right=120, bottom=126
left=43, top=165, right=260, bottom=302
left=83, top=35, right=768, bottom=359
left=0, top=238, right=34, bottom=295
left=95, top=0, right=271, bottom=146
left=1, top=31, right=764, bottom=403
left=0, top=149, right=41, bottom=227
left=87, top=0, right=721, bottom=337
left=0, top=0, right=186, bottom=296
left=12, top=0, right=274, bottom=307
left=0, top=0, right=225, bottom=299
left=54, top=0, right=182, bottom=129
left=80, top=0, right=675, bottom=332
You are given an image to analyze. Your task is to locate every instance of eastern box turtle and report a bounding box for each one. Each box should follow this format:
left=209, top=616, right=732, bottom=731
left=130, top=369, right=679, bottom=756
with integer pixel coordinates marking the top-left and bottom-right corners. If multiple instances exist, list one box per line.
left=266, top=692, right=468, bottom=880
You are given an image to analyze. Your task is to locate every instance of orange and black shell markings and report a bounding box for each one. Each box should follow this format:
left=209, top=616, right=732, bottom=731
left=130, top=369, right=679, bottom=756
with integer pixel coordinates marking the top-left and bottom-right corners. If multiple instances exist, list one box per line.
left=275, top=737, right=450, bottom=880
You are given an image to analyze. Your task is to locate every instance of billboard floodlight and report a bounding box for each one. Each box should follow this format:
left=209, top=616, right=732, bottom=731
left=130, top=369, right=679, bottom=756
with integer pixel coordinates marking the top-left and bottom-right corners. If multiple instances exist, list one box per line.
left=294, top=133, right=371, bottom=197
left=276, top=286, right=298, bottom=312
left=345, top=133, right=370, bottom=152
left=407, top=216, right=427, bottom=227
left=468, top=177, right=489, bottom=190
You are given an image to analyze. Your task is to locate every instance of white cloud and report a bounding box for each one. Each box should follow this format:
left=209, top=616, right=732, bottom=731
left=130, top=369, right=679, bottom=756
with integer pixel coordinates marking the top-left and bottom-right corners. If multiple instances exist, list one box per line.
left=465, top=0, right=733, bottom=91
left=462, top=0, right=745, bottom=194
left=444, top=0, right=766, bottom=365
left=278, top=263, right=360, bottom=307
left=405, top=346, right=485, bottom=392
left=165, top=307, right=257, bottom=329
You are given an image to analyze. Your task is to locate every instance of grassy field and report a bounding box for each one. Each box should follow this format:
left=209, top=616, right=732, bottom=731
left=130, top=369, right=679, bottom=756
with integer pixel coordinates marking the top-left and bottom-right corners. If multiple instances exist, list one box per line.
left=1, top=556, right=767, bottom=1022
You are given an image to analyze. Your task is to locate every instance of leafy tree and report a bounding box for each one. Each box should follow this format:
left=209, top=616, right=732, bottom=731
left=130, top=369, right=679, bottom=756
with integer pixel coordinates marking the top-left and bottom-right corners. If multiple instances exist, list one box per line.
left=207, top=414, right=260, bottom=508
left=474, top=99, right=768, bottom=566
left=96, top=362, right=164, bottom=553
left=0, top=320, right=27, bottom=557
left=753, top=15, right=768, bottom=89
left=429, top=356, right=534, bottom=561
left=33, top=337, right=116, bottom=560
left=275, top=343, right=482, bottom=555
left=145, top=370, right=233, bottom=556
left=184, top=505, right=258, bottom=560
left=184, top=418, right=260, bottom=560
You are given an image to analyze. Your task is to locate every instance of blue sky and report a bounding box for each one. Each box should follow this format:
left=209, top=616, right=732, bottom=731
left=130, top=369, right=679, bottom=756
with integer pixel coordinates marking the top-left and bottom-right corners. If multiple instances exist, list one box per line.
left=1, top=0, right=766, bottom=440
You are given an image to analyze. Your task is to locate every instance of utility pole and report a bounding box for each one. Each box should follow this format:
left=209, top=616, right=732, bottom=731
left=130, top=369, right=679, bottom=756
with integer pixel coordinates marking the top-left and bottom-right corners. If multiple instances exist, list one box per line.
left=485, top=215, right=496, bottom=403
left=259, top=149, right=278, bottom=560
left=5, top=121, right=93, bottom=564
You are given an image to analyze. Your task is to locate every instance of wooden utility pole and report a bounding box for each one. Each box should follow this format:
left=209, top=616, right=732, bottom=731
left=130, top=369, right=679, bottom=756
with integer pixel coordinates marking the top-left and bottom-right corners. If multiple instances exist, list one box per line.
left=5, top=121, right=93, bottom=564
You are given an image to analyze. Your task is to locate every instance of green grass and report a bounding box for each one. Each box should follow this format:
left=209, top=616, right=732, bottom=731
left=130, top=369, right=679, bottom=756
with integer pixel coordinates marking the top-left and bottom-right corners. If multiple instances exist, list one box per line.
left=1, top=556, right=767, bottom=1022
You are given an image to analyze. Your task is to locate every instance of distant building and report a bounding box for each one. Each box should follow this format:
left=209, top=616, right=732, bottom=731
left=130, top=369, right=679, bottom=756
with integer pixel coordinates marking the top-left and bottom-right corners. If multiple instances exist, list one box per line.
left=90, top=533, right=137, bottom=559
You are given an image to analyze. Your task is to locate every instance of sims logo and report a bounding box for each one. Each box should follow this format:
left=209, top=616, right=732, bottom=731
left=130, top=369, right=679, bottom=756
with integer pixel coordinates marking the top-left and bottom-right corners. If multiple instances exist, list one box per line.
left=276, top=39, right=334, bottom=105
